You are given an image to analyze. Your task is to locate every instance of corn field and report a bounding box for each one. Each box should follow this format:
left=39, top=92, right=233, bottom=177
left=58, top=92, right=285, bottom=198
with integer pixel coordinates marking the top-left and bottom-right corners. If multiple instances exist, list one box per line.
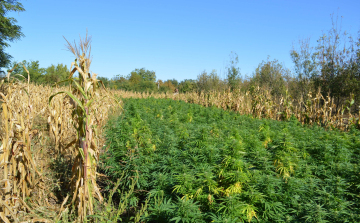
left=0, top=39, right=359, bottom=222
left=0, top=33, right=119, bottom=222
left=117, top=86, right=360, bottom=131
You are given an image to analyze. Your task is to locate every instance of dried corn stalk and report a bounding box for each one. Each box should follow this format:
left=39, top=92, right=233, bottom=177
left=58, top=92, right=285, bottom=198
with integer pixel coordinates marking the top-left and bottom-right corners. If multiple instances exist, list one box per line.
left=49, top=32, right=120, bottom=222
left=0, top=65, right=44, bottom=222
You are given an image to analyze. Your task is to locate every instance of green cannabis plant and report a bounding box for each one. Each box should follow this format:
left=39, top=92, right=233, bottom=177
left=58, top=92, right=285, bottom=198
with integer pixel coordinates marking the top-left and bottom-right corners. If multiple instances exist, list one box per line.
left=103, top=98, right=360, bottom=222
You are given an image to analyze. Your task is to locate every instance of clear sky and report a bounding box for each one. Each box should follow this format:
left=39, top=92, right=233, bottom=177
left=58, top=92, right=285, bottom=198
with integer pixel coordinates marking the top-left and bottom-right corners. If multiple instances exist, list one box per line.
left=6, top=0, right=360, bottom=81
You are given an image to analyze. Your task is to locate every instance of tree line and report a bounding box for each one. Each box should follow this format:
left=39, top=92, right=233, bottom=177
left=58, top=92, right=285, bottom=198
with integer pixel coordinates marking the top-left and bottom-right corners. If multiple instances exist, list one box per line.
left=1, top=0, right=359, bottom=111
left=96, top=17, right=360, bottom=113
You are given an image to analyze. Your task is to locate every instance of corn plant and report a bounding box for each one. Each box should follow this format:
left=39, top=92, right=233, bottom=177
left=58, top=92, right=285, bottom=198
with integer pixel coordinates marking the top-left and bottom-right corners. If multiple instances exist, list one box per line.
left=49, top=32, right=120, bottom=221
left=0, top=64, right=45, bottom=222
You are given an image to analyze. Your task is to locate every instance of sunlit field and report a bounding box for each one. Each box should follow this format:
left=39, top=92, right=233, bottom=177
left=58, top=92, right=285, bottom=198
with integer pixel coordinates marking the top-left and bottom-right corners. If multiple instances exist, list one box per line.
left=1, top=1, right=360, bottom=222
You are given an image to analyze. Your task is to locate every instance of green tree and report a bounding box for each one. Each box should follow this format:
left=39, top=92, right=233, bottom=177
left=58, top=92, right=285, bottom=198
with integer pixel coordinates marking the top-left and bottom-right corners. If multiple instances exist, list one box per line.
left=128, top=72, right=142, bottom=85
left=197, top=70, right=225, bottom=92
left=208, top=69, right=224, bottom=91
left=160, top=79, right=176, bottom=92
left=97, top=76, right=110, bottom=87
left=6, top=60, right=45, bottom=82
left=251, top=57, right=289, bottom=96
left=139, top=81, right=157, bottom=92
left=110, top=74, right=126, bottom=88
left=290, top=38, right=318, bottom=100
left=130, top=68, right=156, bottom=82
left=41, top=63, right=68, bottom=85
left=25, top=60, right=45, bottom=82
left=169, top=79, right=179, bottom=88
left=178, top=79, right=196, bottom=93
left=196, top=70, right=209, bottom=92
left=226, top=51, right=242, bottom=91
left=0, top=0, right=25, bottom=73
left=314, top=15, right=359, bottom=110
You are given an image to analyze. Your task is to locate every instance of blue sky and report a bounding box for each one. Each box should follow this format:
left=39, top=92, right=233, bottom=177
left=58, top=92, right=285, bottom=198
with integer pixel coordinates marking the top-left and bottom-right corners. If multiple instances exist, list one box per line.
left=6, top=0, right=360, bottom=81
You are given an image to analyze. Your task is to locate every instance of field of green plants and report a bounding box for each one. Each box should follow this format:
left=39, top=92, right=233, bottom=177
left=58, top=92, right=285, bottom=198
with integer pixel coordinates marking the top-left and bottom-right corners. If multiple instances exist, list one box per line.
left=102, top=98, right=360, bottom=222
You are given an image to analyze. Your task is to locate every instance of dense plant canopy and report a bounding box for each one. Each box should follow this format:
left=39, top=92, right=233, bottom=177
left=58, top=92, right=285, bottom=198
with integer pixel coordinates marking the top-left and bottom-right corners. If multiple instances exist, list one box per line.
left=103, top=98, right=360, bottom=222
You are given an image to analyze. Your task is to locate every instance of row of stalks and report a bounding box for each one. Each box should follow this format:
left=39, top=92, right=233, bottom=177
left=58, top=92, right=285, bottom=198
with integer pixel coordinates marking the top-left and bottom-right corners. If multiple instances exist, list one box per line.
left=0, top=65, right=45, bottom=222
left=0, top=34, right=120, bottom=222
left=117, top=87, right=359, bottom=131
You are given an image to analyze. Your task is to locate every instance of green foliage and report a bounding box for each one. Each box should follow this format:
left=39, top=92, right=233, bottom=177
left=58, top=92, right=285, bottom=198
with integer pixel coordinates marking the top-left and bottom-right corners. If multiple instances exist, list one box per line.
left=139, top=80, right=157, bottom=92
left=42, top=63, right=69, bottom=85
left=97, top=76, right=111, bottom=88
left=158, top=80, right=175, bottom=92
left=3, top=60, right=112, bottom=87
left=178, top=79, right=196, bottom=93
left=196, top=70, right=225, bottom=92
left=291, top=14, right=360, bottom=110
left=251, top=57, right=290, bottom=97
left=290, top=38, right=318, bottom=100
left=86, top=173, right=149, bottom=223
left=131, top=68, right=156, bottom=82
left=0, top=0, right=25, bottom=72
left=169, top=79, right=179, bottom=87
left=103, top=98, right=360, bottom=222
left=158, top=79, right=179, bottom=93
left=314, top=16, right=354, bottom=101
left=111, top=68, right=159, bottom=92
left=7, top=60, right=45, bottom=82
left=227, top=51, right=242, bottom=91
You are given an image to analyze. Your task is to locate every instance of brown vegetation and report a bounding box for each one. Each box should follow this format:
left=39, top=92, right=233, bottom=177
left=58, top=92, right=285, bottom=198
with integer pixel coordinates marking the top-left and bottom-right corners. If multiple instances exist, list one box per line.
left=0, top=52, right=118, bottom=222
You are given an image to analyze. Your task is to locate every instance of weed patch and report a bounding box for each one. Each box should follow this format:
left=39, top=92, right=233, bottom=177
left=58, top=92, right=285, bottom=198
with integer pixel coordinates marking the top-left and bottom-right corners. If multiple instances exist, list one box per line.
left=103, top=98, right=360, bottom=222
